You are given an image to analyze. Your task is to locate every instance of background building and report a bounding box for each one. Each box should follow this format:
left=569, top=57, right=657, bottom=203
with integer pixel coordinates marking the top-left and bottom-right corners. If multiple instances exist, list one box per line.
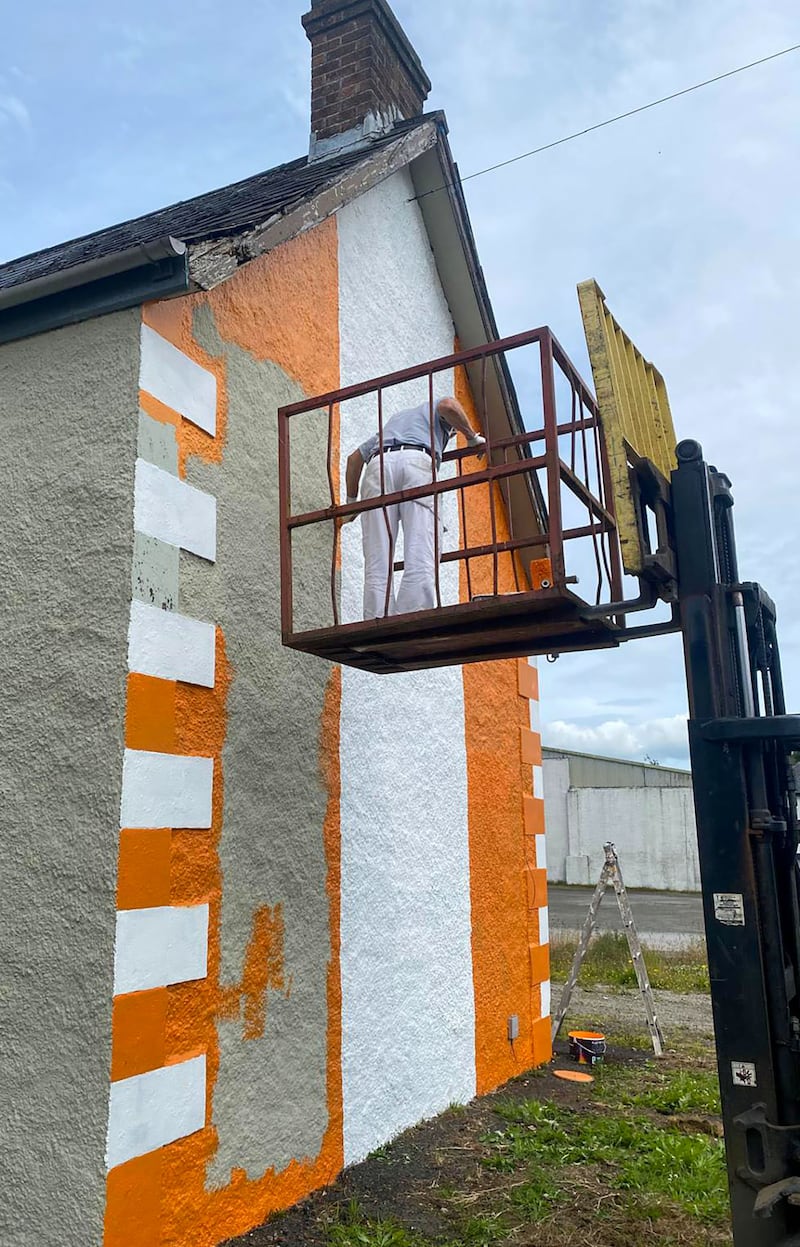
left=0, top=4, right=550, bottom=1246
left=543, top=747, right=699, bottom=891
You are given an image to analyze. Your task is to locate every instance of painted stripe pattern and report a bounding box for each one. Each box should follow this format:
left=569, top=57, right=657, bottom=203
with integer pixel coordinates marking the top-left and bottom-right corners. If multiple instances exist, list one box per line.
left=106, top=1056, right=207, bottom=1170
left=113, top=905, right=210, bottom=994
left=106, top=324, right=220, bottom=1176
left=134, top=458, right=217, bottom=560
left=140, top=323, right=217, bottom=435
left=518, top=657, right=551, bottom=1065
left=128, top=599, right=216, bottom=688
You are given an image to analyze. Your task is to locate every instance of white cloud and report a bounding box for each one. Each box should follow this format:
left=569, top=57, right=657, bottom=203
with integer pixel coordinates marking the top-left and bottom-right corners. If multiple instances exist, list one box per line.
left=544, top=715, right=689, bottom=767
left=0, top=94, right=31, bottom=132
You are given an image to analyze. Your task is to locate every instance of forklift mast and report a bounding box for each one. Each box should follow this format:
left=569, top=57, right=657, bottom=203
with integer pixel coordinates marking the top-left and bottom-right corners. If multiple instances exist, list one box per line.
left=673, top=439, right=800, bottom=1245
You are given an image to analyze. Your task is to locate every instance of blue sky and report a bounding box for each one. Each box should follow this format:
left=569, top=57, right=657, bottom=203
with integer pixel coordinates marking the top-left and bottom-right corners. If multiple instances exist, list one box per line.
left=3, top=0, right=799, bottom=766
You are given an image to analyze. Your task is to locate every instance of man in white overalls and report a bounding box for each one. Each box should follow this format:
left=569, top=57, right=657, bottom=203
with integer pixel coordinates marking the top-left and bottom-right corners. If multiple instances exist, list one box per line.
left=344, top=396, right=485, bottom=619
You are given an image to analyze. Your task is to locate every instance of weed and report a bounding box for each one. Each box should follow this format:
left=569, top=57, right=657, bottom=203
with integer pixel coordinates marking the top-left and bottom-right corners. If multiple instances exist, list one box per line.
left=550, top=931, right=710, bottom=994
left=326, top=1199, right=420, bottom=1247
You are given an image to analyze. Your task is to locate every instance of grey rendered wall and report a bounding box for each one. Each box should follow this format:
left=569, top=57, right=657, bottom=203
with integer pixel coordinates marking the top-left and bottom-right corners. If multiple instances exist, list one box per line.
left=180, top=304, right=333, bottom=1184
left=0, top=311, right=139, bottom=1245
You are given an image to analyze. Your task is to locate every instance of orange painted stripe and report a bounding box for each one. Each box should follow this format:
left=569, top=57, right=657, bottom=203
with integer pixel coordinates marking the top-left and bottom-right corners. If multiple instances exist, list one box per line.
left=116, top=828, right=172, bottom=910
left=458, top=361, right=536, bottom=1094
left=111, top=989, right=168, bottom=1081
left=125, top=674, right=177, bottom=753
left=520, top=727, right=543, bottom=767
left=517, top=660, right=539, bottom=701
left=523, top=794, right=546, bottom=837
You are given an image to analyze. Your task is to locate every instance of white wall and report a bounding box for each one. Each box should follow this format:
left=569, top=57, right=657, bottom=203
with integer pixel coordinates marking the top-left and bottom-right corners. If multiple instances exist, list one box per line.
left=544, top=762, right=700, bottom=891
left=337, top=167, right=477, bottom=1166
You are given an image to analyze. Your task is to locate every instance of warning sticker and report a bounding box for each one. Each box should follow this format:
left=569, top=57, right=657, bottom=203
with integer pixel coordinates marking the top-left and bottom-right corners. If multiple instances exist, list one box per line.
left=732, top=1061, right=757, bottom=1088
left=714, top=893, right=745, bottom=926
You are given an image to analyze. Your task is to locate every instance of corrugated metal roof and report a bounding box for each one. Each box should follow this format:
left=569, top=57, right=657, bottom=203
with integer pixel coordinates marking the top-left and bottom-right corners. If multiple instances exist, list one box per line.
left=0, top=117, right=430, bottom=293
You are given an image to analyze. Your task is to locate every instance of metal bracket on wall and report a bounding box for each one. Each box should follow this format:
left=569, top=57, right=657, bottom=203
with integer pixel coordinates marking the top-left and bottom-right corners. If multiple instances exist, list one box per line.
left=551, top=841, right=666, bottom=1057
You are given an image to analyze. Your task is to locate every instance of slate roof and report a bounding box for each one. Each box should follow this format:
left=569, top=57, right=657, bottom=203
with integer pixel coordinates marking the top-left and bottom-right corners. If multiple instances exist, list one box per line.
left=0, top=115, right=435, bottom=293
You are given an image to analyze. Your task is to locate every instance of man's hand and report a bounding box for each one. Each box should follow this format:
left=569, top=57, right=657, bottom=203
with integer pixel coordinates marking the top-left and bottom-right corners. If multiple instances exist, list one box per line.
left=467, top=433, right=487, bottom=459
left=338, top=495, right=359, bottom=527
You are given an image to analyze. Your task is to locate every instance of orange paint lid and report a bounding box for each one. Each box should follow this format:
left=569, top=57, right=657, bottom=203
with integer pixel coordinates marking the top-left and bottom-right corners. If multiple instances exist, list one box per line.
left=553, top=1069, right=595, bottom=1084
left=567, top=1030, right=605, bottom=1040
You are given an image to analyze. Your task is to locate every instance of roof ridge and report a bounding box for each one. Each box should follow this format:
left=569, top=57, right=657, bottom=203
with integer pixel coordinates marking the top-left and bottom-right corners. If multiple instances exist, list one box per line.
left=0, top=114, right=440, bottom=289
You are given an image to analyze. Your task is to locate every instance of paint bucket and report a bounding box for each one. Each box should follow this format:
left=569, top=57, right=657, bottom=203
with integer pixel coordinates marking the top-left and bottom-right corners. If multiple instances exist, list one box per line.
left=568, top=1030, right=606, bottom=1066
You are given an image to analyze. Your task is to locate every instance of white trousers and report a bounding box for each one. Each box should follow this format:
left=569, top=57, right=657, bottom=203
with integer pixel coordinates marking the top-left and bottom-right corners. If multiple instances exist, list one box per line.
left=361, top=449, right=441, bottom=619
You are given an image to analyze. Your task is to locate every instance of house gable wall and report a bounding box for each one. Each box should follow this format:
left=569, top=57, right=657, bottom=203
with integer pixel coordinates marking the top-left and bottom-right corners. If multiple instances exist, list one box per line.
left=0, top=309, right=140, bottom=1247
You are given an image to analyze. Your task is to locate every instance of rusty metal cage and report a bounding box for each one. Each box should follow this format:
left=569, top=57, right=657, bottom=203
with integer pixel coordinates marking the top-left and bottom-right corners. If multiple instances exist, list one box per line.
left=278, top=327, right=651, bottom=673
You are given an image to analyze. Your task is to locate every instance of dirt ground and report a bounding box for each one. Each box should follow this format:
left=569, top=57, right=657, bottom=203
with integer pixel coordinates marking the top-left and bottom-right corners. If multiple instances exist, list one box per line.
left=553, top=983, right=714, bottom=1038
left=224, top=986, right=725, bottom=1247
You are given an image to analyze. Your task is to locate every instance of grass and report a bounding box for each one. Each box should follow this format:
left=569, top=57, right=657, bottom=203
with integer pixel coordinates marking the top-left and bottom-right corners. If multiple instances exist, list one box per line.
left=594, top=1064, right=721, bottom=1116
left=321, top=1058, right=727, bottom=1246
left=550, top=930, right=710, bottom=993
left=487, top=1098, right=728, bottom=1225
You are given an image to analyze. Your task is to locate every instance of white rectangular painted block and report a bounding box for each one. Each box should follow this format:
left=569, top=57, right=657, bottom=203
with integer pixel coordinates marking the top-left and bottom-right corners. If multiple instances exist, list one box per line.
left=535, top=832, right=547, bottom=872
left=121, top=749, right=214, bottom=829
left=128, top=599, right=216, bottom=688
left=106, top=1055, right=206, bottom=1170
left=140, top=323, right=217, bottom=436
left=134, top=459, right=216, bottom=562
left=538, top=906, right=550, bottom=945
left=533, top=765, right=544, bottom=800
left=528, top=698, right=540, bottom=733
left=114, top=905, right=209, bottom=995
left=540, top=979, right=551, bottom=1018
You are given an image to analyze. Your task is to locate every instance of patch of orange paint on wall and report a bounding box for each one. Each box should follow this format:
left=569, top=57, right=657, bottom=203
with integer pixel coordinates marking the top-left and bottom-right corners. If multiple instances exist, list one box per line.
left=517, top=659, right=538, bottom=701
left=105, top=1151, right=162, bottom=1247
left=111, top=989, right=169, bottom=1081
left=116, top=828, right=172, bottom=909
left=125, top=674, right=176, bottom=753
left=456, top=364, right=536, bottom=1095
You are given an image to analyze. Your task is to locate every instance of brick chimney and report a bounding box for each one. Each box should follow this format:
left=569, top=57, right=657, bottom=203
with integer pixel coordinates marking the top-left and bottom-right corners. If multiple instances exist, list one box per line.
left=302, top=0, right=432, bottom=161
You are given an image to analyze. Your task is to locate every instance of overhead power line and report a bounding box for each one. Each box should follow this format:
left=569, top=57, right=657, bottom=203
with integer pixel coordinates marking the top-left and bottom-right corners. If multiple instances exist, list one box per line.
left=412, top=41, right=800, bottom=202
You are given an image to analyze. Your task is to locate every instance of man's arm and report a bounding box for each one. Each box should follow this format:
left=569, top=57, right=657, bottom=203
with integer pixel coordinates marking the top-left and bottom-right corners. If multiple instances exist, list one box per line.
left=345, top=449, right=365, bottom=503
left=437, top=396, right=485, bottom=449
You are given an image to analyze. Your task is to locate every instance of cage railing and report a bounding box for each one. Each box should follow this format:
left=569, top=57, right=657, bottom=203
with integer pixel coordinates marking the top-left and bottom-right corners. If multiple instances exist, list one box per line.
left=278, top=326, right=624, bottom=656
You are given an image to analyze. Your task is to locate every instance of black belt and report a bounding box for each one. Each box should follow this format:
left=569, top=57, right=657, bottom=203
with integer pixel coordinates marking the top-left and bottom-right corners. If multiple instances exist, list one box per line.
left=369, top=443, right=434, bottom=461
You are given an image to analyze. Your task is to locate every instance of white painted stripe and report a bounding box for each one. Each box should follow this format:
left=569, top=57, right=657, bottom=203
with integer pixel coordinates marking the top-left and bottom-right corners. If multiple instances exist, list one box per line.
left=140, top=324, right=217, bottom=436
left=535, top=832, right=547, bottom=872
left=527, top=655, right=538, bottom=669
left=114, top=905, right=209, bottom=995
left=538, top=906, right=549, bottom=945
left=533, top=764, right=544, bottom=800
left=121, top=749, right=213, bottom=829
left=106, top=1055, right=206, bottom=1169
left=128, top=599, right=216, bottom=688
left=134, top=459, right=216, bottom=562
left=540, top=979, right=551, bottom=1018
left=529, top=698, right=540, bottom=733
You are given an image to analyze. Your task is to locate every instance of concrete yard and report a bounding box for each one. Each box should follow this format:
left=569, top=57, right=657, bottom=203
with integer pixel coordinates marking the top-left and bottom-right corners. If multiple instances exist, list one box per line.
left=550, top=883, right=705, bottom=947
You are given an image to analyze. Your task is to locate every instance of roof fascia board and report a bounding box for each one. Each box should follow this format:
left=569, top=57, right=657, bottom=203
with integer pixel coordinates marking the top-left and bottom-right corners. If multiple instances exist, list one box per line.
left=0, top=253, right=189, bottom=346
left=0, top=236, right=186, bottom=312
left=188, top=120, right=440, bottom=290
